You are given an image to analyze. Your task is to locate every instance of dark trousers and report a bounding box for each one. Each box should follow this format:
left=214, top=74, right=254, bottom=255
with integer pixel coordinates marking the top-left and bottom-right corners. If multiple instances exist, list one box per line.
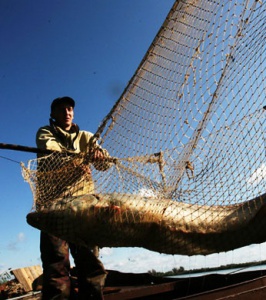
left=40, top=232, right=107, bottom=299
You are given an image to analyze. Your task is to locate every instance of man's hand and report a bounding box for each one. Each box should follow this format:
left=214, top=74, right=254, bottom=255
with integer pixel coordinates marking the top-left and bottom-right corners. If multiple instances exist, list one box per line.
left=93, top=148, right=105, bottom=160
left=88, top=147, right=112, bottom=171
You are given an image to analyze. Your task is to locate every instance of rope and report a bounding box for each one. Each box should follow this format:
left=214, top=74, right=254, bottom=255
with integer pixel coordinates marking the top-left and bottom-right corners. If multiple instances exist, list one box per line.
left=0, top=155, right=20, bottom=164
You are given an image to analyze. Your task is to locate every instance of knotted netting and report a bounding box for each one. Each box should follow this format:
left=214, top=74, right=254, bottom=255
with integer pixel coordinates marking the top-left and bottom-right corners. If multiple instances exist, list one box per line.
left=23, top=0, right=266, bottom=255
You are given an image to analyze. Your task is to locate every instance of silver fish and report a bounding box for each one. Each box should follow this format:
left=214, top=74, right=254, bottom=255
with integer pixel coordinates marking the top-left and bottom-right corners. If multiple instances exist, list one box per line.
left=27, top=192, right=266, bottom=256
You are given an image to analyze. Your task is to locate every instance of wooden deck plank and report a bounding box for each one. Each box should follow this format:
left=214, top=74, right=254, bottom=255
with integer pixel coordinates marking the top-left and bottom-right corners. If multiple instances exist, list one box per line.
left=11, top=265, right=42, bottom=292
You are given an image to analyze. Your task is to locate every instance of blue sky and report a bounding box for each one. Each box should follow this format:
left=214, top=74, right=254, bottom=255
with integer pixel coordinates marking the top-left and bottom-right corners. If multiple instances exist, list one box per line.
left=1, top=0, right=266, bottom=276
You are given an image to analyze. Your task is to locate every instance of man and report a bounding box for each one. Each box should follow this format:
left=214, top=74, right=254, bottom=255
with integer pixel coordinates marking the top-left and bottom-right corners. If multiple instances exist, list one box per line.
left=36, top=96, right=110, bottom=299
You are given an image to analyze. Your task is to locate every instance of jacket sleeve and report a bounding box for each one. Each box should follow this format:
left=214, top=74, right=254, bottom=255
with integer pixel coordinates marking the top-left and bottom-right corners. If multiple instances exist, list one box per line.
left=36, top=126, right=62, bottom=152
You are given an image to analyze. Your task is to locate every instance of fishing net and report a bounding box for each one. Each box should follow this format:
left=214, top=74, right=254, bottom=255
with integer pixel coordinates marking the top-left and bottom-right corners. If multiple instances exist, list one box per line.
left=22, top=150, right=113, bottom=207
left=23, top=0, right=266, bottom=255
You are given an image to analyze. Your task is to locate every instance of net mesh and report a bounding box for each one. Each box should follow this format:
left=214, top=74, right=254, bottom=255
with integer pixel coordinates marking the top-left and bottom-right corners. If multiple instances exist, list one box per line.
left=23, top=0, right=266, bottom=255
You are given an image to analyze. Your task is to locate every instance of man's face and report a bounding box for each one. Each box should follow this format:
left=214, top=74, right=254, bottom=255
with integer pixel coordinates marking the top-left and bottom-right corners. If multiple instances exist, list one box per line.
left=51, top=103, right=74, bottom=130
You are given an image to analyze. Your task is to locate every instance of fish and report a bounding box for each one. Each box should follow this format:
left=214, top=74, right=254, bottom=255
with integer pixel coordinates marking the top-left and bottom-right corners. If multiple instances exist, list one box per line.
left=27, top=192, right=266, bottom=256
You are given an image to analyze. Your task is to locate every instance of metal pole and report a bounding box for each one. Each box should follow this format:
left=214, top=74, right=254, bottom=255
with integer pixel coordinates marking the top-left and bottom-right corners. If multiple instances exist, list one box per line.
left=0, top=143, right=53, bottom=154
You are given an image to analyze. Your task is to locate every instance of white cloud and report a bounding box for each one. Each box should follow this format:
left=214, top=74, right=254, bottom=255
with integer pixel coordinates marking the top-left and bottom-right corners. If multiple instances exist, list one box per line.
left=138, top=188, right=158, bottom=198
left=99, top=243, right=266, bottom=274
left=100, top=247, right=113, bottom=256
left=17, top=232, right=25, bottom=243
left=5, top=233, right=26, bottom=252
left=247, top=163, right=266, bottom=185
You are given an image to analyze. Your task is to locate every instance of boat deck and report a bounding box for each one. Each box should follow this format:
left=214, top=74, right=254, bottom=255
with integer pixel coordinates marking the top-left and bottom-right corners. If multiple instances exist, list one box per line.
left=3, top=268, right=266, bottom=299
